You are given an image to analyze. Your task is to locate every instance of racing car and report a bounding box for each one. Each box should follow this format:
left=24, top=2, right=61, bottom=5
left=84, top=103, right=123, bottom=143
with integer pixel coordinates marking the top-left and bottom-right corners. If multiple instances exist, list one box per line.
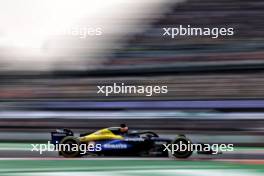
left=51, top=127, right=216, bottom=158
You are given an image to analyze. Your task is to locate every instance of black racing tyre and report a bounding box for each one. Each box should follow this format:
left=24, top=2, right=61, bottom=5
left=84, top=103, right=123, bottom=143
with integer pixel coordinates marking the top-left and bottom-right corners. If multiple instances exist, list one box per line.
left=59, top=136, right=81, bottom=158
left=171, top=137, right=193, bottom=159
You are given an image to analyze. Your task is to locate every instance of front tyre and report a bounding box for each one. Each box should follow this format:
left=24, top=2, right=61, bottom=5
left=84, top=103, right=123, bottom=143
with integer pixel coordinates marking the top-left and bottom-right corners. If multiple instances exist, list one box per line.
left=59, top=136, right=81, bottom=158
left=171, top=137, right=193, bottom=159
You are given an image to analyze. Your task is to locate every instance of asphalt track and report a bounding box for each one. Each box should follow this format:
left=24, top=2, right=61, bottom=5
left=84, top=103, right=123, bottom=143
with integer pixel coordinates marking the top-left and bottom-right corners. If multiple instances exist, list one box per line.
left=0, top=158, right=263, bottom=176
left=0, top=143, right=263, bottom=176
left=1, top=150, right=264, bottom=159
left=1, top=143, right=264, bottom=159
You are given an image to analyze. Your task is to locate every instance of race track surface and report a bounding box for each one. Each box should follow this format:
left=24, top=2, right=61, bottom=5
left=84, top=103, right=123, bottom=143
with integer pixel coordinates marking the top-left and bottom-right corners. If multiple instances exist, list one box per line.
left=1, top=142, right=264, bottom=159
left=0, top=143, right=263, bottom=176
left=0, top=159, right=263, bottom=176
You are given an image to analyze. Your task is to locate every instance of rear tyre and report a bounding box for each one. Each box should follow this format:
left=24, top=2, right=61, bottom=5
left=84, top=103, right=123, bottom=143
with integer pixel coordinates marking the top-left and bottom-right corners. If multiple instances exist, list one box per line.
left=171, top=137, right=193, bottom=159
left=59, top=136, right=81, bottom=158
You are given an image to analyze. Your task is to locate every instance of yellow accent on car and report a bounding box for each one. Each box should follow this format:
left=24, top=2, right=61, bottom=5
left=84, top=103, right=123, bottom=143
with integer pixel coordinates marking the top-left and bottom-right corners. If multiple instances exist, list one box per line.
left=79, top=128, right=124, bottom=142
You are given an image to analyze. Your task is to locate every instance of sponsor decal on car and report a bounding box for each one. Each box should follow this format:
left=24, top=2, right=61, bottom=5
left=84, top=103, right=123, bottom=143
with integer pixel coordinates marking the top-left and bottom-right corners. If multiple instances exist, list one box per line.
left=103, top=144, right=128, bottom=149
left=124, top=138, right=144, bottom=142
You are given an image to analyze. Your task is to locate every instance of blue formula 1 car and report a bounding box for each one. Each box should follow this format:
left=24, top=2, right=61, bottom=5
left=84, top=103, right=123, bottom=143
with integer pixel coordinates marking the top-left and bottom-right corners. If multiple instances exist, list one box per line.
left=51, top=127, right=217, bottom=158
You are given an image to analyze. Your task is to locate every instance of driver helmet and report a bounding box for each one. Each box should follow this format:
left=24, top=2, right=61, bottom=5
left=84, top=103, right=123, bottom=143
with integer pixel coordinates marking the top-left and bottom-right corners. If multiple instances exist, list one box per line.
left=120, top=124, right=128, bottom=133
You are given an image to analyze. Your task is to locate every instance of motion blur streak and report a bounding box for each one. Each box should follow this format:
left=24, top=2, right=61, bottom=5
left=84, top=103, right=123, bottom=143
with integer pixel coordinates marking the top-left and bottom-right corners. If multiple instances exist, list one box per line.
left=0, top=0, right=176, bottom=71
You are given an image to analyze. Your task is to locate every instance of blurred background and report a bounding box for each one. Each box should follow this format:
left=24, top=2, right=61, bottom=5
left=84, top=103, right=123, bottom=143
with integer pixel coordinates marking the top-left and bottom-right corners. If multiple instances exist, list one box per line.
left=0, top=0, right=264, bottom=159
